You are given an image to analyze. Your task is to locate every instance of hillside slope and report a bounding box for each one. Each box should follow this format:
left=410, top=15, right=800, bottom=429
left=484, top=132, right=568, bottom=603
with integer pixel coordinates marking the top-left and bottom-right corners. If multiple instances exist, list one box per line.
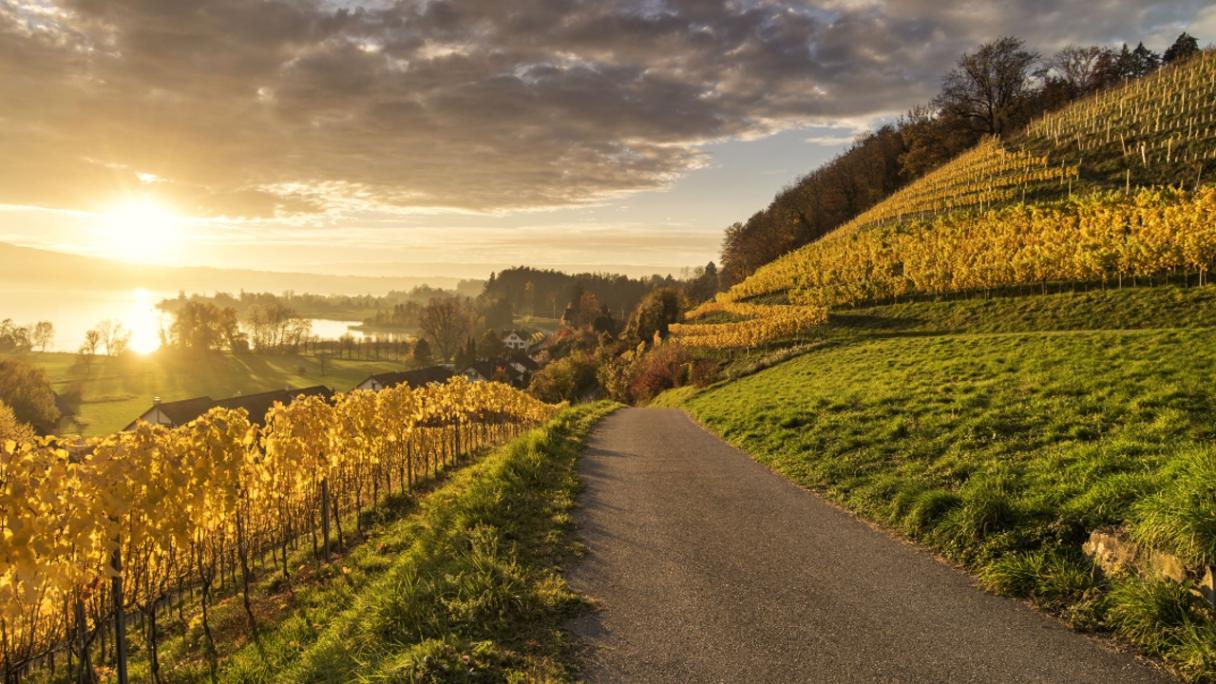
left=675, top=51, right=1216, bottom=350
left=660, top=288, right=1216, bottom=680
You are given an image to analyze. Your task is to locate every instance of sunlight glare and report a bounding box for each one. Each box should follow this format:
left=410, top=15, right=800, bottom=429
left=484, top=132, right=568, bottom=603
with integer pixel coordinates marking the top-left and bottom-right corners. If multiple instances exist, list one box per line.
left=96, top=198, right=185, bottom=264
left=126, top=288, right=164, bottom=355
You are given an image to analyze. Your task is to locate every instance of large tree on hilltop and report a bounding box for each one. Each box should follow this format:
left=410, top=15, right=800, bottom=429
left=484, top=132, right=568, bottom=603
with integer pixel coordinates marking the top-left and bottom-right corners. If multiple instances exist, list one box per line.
left=934, top=36, right=1039, bottom=136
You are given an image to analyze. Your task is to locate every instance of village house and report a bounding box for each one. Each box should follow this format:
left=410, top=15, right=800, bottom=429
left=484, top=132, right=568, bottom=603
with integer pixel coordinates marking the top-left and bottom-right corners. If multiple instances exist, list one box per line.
left=125, top=386, right=334, bottom=430
left=354, top=365, right=454, bottom=392
left=460, top=360, right=531, bottom=388
left=500, top=329, right=533, bottom=351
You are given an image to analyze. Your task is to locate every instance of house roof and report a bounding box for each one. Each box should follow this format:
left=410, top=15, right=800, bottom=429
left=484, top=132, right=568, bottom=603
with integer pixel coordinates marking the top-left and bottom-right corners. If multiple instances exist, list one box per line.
left=144, top=396, right=218, bottom=427
left=214, top=386, right=334, bottom=425
left=462, top=360, right=502, bottom=379
left=508, top=352, right=540, bottom=371
left=356, top=365, right=454, bottom=391
left=125, top=385, right=333, bottom=431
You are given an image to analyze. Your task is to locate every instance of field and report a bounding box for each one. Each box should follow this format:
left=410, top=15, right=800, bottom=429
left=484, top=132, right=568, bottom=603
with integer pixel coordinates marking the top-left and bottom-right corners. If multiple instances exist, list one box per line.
left=28, top=351, right=407, bottom=436
left=661, top=288, right=1216, bottom=679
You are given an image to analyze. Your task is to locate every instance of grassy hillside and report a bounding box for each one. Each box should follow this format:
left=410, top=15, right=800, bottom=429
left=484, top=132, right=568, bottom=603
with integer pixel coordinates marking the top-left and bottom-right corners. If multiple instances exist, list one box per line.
left=660, top=289, right=1216, bottom=679
left=826, top=284, right=1216, bottom=337
left=27, top=350, right=406, bottom=436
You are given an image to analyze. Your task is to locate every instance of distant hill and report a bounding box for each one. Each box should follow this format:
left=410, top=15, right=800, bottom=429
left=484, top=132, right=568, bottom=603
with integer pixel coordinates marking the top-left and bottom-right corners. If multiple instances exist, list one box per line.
left=0, top=242, right=463, bottom=295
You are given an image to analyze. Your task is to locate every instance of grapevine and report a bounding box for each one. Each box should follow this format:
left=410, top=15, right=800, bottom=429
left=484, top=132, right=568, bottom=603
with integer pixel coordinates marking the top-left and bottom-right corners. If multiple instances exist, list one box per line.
left=0, top=377, right=557, bottom=679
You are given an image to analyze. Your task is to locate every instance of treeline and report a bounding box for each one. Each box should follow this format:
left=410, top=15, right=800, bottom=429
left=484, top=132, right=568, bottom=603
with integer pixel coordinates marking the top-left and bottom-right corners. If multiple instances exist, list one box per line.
left=0, top=319, right=53, bottom=353
left=720, top=33, right=1205, bottom=285
left=159, top=284, right=481, bottom=328
left=484, top=267, right=689, bottom=321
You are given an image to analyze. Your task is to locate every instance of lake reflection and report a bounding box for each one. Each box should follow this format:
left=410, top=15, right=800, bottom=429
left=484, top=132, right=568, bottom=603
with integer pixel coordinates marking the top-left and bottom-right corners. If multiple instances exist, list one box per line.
left=0, top=286, right=387, bottom=353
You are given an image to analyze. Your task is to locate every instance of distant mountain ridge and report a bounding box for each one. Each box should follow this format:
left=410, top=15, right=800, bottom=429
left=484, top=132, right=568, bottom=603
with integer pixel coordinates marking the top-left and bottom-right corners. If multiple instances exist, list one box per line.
left=0, top=242, right=463, bottom=295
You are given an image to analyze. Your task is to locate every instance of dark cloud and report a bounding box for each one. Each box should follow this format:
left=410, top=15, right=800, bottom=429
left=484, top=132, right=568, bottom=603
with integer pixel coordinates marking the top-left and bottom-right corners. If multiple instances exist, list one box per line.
left=0, top=0, right=1208, bottom=217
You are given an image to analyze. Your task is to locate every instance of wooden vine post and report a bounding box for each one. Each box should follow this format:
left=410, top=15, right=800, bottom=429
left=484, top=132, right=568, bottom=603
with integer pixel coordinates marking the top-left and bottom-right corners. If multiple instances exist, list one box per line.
left=111, top=547, right=128, bottom=684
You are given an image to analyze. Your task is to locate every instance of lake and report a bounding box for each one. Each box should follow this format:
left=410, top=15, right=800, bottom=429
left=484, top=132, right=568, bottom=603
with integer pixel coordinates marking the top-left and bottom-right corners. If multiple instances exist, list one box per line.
left=0, top=286, right=385, bottom=353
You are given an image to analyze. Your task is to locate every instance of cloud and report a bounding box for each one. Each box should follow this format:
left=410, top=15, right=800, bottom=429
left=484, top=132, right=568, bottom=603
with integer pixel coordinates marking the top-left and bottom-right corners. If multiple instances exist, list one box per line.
left=0, top=0, right=1210, bottom=218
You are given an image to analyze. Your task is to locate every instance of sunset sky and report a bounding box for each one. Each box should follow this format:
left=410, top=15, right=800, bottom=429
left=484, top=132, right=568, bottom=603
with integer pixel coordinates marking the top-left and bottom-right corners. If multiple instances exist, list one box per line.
left=1, top=0, right=1213, bottom=279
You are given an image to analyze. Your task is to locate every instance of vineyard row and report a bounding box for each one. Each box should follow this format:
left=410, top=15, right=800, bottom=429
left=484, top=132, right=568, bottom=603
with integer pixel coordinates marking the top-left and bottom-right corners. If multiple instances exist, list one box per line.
left=0, top=377, right=557, bottom=682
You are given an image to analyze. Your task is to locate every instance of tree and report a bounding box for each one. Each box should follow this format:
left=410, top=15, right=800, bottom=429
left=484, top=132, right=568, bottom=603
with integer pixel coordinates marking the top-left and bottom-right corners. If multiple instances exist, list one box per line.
left=0, top=400, right=36, bottom=443
left=1122, top=43, right=1161, bottom=78
left=527, top=351, right=597, bottom=402
left=478, top=329, right=506, bottom=359
left=1045, top=45, right=1116, bottom=96
left=170, top=301, right=237, bottom=352
left=96, top=320, right=131, bottom=357
left=0, top=319, right=32, bottom=353
left=412, top=338, right=432, bottom=364
left=623, top=288, right=685, bottom=345
left=934, top=36, right=1039, bottom=136
left=478, top=296, right=513, bottom=330
left=454, top=337, right=478, bottom=368
left=80, top=329, right=101, bottom=357
left=31, top=321, right=53, bottom=353
left=0, top=357, right=60, bottom=434
left=684, top=261, right=721, bottom=303
left=418, top=297, right=474, bottom=361
left=1163, top=33, right=1200, bottom=64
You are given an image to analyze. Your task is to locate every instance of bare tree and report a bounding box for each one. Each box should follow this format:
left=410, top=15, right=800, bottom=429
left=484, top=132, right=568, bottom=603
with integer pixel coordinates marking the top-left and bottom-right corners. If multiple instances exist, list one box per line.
left=1045, top=45, right=1113, bottom=95
left=96, top=320, right=130, bottom=357
left=80, top=329, right=101, bottom=357
left=31, top=321, right=54, bottom=353
left=934, top=36, right=1039, bottom=136
left=418, top=297, right=474, bottom=361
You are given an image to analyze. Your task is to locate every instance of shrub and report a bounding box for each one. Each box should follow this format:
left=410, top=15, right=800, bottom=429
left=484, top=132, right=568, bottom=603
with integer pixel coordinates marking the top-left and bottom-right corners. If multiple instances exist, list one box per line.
left=627, top=342, right=691, bottom=404
left=0, top=401, right=35, bottom=443
left=527, top=351, right=598, bottom=402
left=0, top=357, right=59, bottom=434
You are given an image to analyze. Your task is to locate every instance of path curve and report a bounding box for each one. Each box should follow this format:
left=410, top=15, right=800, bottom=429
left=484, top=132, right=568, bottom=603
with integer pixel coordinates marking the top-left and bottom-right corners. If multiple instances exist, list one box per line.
left=566, top=407, right=1169, bottom=683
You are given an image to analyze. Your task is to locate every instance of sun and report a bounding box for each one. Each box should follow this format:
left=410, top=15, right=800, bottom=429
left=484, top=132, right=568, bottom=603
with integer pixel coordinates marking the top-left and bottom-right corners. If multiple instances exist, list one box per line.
left=96, top=198, right=185, bottom=264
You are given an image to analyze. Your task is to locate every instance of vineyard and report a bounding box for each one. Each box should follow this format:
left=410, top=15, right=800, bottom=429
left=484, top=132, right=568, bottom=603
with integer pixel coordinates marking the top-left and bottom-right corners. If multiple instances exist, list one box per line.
left=0, top=377, right=557, bottom=682
left=1018, top=47, right=1216, bottom=186
left=672, top=302, right=828, bottom=349
left=673, top=50, right=1216, bottom=348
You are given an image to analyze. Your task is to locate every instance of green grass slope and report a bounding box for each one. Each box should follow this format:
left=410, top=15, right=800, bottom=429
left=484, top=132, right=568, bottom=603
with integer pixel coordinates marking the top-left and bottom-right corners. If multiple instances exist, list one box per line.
left=826, top=284, right=1216, bottom=337
left=665, top=290, right=1216, bottom=680
left=26, top=351, right=407, bottom=436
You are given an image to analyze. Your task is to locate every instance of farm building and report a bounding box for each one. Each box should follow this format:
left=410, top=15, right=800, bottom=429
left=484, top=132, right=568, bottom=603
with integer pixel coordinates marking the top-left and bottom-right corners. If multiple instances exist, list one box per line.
left=354, top=365, right=454, bottom=391
left=125, top=386, right=334, bottom=430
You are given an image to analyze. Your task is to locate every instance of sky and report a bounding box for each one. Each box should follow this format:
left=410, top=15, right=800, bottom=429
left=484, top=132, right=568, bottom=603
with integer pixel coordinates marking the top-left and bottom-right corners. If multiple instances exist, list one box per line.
left=1, top=0, right=1214, bottom=281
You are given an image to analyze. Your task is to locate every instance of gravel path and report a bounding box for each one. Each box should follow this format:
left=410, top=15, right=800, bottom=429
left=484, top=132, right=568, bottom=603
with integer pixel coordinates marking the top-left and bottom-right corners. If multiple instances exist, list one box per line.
left=565, top=407, right=1169, bottom=683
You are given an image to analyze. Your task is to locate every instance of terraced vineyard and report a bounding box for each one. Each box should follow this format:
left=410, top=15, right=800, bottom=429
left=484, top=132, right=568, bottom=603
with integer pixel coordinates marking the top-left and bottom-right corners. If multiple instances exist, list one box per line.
left=674, top=50, right=1216, bottom=349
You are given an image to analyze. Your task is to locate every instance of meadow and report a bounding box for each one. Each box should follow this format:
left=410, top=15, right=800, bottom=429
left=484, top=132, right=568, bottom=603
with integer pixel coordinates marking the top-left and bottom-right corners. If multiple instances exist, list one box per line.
left=29, top=351, right=406, bottom=436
